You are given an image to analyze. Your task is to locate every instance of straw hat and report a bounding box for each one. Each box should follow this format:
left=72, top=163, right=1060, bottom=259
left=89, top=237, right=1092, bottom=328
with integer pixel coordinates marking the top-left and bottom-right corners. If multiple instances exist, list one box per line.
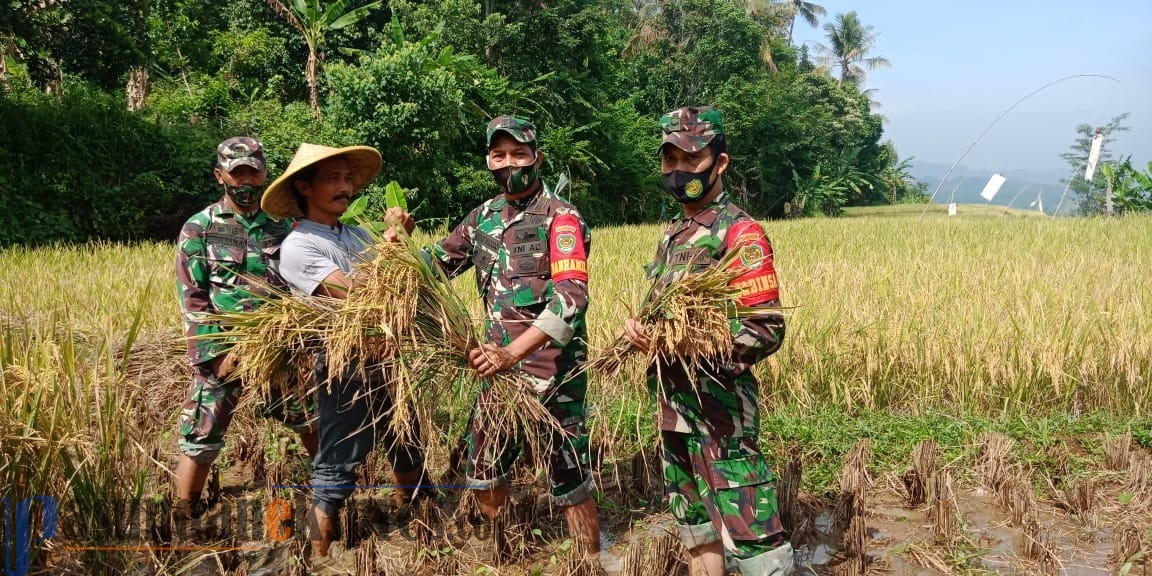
left=262, top=143, right=383, bottom=219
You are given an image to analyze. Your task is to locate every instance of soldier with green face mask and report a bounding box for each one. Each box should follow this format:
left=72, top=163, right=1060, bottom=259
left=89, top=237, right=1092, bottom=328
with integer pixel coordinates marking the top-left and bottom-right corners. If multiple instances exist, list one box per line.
left=172, top=137, right=319, bottom=520
left=624, top=107, right=794, bottom=576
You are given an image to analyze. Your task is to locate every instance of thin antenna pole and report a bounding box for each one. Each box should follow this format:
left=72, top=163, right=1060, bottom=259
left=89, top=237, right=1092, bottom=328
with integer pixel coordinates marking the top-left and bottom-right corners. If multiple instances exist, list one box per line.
left=920, top=74, right=1121, bottom=219
left=1052, top=161, right=1089, bottom=218
left=1006, top=181, right=1039, bottom=209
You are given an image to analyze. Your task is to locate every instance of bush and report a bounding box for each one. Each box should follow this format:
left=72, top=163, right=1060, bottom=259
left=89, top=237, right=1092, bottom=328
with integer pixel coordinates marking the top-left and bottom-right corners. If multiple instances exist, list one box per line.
left=0, top=83, right=224, bottom=245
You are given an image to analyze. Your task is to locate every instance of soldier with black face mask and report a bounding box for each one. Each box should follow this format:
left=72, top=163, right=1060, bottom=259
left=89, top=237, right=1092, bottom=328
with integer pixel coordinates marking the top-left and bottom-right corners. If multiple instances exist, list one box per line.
left=623, top=107, right=794, bottom=576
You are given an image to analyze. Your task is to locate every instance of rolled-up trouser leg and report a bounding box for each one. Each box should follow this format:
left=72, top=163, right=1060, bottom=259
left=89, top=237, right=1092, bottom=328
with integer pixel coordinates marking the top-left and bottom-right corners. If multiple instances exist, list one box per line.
left=177, top=366, right=242, bottom=464
left=693, top=434, right=790, bottom=572
left=661, top=431, right=720, bottom=549
left=734, top=542, right=795, bottom=576
left=311, top=377, right=376, bottom=517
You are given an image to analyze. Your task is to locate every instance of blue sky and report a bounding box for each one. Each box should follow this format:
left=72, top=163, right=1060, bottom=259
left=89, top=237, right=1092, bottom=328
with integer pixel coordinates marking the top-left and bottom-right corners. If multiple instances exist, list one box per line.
left=791, top=0, right=1152, bottom=173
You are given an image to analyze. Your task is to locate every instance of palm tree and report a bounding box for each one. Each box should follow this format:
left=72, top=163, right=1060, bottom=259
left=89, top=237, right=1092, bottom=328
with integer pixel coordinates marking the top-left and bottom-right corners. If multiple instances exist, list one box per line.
left=622, top=0, right=668, bottom=59
left=775, top=0, right=826, bottom=44
left=814, top=11, right=890, bottom=85
left=267, top=0, right=381, bottom=117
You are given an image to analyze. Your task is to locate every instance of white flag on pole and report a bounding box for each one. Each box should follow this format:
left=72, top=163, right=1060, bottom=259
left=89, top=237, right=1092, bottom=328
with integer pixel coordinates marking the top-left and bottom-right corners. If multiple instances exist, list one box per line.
left=1032, top=192, right=1050, bottom=213
left=948, top=202, right=958, bottom=216
left=980, top=173, right=1007, bottom=201
left=1084, top=129, right=1104, bottom=181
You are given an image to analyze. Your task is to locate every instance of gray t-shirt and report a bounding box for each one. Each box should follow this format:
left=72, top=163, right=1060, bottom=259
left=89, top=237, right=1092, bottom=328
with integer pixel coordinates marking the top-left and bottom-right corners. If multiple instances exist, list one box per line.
left=279, top=220, right=374, bottom=297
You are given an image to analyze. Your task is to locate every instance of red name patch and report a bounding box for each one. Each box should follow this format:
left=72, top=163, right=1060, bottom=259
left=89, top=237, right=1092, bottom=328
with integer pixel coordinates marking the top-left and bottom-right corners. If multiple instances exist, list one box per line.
left=725, top=220, right=779, bottom=306
left=550, top=214, right=588, bottom=282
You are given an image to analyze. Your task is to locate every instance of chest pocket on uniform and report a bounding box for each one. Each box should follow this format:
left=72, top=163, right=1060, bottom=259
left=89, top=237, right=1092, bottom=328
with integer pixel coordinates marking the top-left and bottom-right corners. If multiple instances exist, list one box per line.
left=472, top=230, right=503, bottom=292
left=645, top=242, right=669, bottom=280
left=205, top=223, right=247, bottom=283
left=505, top=222, right=551, bottom=307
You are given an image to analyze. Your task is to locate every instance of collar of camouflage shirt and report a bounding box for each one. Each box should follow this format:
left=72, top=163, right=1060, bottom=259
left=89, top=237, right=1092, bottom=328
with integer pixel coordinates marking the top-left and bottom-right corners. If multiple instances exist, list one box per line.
left=678, top=189, right=729, bottom=227
left=489, top=183, right=550, bottom=213
left=214, top=198, right=265, bottom=223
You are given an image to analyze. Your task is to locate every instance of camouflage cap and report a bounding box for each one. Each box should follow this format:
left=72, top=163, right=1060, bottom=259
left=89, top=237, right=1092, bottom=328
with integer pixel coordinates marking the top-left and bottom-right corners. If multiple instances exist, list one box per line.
left=659, top=106, right=725, bottom=153
left=217, top=137, right=266, bottom=173
left=486, top=115, right=537, bottom=148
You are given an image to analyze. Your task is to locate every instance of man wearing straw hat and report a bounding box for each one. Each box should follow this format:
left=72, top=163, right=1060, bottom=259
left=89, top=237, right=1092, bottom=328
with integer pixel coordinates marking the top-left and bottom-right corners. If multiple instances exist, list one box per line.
left=262, top=143, right=427, bottom=566
left=418, top=115, right=601, bottom=556
left=174, top=136, right=319, bottom=520
left=622, top=107, right=793, bottom=576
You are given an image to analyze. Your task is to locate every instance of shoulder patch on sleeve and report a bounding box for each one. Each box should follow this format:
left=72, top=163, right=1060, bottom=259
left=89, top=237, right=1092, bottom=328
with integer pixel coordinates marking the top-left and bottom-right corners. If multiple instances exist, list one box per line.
left=725, top=220, right=779, bottom=306
left=549, top=213, right=588, bottom=282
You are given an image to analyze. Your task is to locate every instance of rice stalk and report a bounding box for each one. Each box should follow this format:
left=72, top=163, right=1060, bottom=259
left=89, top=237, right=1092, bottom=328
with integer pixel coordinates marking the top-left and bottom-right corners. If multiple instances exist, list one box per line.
left=327, top=242, right=421, bottom=381
left=834, top=439, right=873, bottom=529
left=1125, top=451, right=1151, bottom=505
left=902, top=439, right=936, bottom=508
left=1112, top=522, right=1143, bottom=567
left=1053, top=477, right=1096, bottom=520
left=976, top=432, right=1015, bottom=493
left=930, top=469, right=958, bottom=546
left=1105, top=432, right=1133, bottom=472
left=206, top=290, right=339, bottom=402
left=1004, top=476, right=1038, bottom=528
left=1022, top=517, right=1058, bottom=572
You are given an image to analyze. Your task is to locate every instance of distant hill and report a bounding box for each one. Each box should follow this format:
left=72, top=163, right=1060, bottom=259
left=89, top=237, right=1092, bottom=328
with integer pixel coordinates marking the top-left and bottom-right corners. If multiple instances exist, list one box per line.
left=909, top=161, right=1078, bottom=214
left=844, top=203, right=1048, bottom=219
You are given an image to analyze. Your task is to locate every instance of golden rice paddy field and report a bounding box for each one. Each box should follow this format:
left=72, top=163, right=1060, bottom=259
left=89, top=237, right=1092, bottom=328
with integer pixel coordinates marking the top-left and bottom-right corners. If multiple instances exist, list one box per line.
left=1, top=205, right=1149, bottom=575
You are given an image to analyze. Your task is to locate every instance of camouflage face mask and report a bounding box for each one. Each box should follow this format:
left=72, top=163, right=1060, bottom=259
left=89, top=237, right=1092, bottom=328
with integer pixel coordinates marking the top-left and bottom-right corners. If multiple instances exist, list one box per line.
left=490, top=158, right=539, bottom=195
left=225, top=184, right=264, bottom=207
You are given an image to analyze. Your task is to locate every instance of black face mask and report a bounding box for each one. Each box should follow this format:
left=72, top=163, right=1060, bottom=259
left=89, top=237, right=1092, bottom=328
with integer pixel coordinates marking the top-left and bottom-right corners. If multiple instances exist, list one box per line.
left=225, top=184, right=264, bottom=207
left=663, top=156, right=716, bottom=204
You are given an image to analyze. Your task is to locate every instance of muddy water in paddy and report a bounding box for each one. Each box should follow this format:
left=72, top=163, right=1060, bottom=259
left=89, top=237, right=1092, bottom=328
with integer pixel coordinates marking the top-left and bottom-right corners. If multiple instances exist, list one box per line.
left=166, top=484, right=1132, bottom=575
left=116, top=442, right=1150, bottom=576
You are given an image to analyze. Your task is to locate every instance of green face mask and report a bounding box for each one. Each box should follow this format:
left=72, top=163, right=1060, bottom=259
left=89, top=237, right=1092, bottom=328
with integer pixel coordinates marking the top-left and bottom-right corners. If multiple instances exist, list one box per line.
left=489, top=160, right=539, bottom=195
left=225, top=184, right=264, bottom=207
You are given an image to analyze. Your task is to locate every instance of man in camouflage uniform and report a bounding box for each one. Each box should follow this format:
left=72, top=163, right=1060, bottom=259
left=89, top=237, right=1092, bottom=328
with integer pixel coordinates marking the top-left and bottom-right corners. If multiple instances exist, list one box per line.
left=420, top=116, right=600, bottom=554
left=623, top=107, right=794, bottom=575
left=173, top=137, right=318, bottom=518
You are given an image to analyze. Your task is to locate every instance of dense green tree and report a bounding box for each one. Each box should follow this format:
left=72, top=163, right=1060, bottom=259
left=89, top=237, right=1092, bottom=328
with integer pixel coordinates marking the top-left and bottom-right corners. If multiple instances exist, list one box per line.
left=2, top=0, right=150, bottom=92
left=1106, top=158, right=1152, bottom=214
left=1, top=0, right=906, bottom=243
left=1059, top=113, right=1130, bottom=215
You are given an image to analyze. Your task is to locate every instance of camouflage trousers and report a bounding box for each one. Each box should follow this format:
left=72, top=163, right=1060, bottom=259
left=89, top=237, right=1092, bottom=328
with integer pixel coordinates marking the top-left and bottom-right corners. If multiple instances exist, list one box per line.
left=660, top=431, right=787, bottom=560
left=178, top=364, right=316, bottom=463
left=464, top=377, right=593, bottom=506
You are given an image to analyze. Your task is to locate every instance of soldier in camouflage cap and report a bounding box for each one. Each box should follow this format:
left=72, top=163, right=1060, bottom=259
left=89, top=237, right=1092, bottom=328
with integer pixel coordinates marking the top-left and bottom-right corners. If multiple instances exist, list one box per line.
left=404, top=115, right=601, bottom=557
left=624, top=107, right=795, bottom=575
left=172, top=137, right=319, bottom=519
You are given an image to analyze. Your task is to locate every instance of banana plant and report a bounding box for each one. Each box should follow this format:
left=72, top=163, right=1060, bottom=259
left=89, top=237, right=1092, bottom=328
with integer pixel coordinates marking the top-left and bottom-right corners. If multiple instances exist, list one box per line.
left=266, top=0, right=381, bottom=117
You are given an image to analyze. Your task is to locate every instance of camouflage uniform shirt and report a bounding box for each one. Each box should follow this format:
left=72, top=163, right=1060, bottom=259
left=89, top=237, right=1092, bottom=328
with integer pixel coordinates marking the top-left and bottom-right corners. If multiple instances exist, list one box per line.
left=645, top=190, right=785, bottom=438
left=427, top=185, right=591, bottom=393
left=175, top=199, right=292, bottom=366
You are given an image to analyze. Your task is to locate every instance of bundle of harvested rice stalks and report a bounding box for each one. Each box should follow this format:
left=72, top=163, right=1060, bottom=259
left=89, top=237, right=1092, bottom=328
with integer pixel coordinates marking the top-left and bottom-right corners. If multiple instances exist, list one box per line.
left=367, top=235, right=565, bottom=473
left=587, top=249, right=783, bottom=385
left=203, top=291, right=340, bottom=401
left=326, top=241, right=422, bottom=381
left=205, top=231, right=566, bottom=474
